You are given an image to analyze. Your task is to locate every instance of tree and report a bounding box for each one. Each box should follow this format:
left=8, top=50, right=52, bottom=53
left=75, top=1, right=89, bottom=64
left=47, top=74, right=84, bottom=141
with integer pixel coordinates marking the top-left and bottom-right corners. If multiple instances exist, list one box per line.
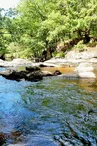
left=3, top=0, right=97, bottom=60
left=63, top=0, right=97, bottom=43
left=0, top=8, right=7, bottom=58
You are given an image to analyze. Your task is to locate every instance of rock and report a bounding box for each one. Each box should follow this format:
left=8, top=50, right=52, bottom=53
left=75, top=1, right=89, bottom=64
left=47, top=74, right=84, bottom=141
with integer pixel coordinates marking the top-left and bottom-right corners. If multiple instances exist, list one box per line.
left=89, top=58, right=97, bottom=64
left=53, top=70, right=62, bottom=76
left=0, top=67, right=62, bottom=81
left=26, top=71, right=43, bottom=81
left=0, top=69, right=43, bottom=82
left=42, top=71, right=53, bottom=76
left=78, top=72, right=96, bottom=78
left=26, top=66, right=40, bottom=72
left=2, top=70, right=27, bottom=81
left=75, top=63, right=94, bottom=72
left=0, top=59, right=33, bottom=67
left=0, top=69, right=12, bottom=76
left=44, top=58, right=86, bottom=67
left=42, top=70, right=62, bottom=76
left=66, top=50, right=97, bottom=60
left=75, top=63, right=96, bottom=79
left=11, top=58, right=33, bottom=67
left=0, top=132, right=6, bottom=145
left=39, top=64, right=48, bottom=67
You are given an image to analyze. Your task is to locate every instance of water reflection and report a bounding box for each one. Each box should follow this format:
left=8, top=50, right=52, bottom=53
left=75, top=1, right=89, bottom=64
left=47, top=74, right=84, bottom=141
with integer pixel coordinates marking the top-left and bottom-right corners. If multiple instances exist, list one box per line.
left=41, top=66, right=74, bottom=74
left=21, top=78, right=97, bottom=145
left=0, top=75, right=97, bottom=145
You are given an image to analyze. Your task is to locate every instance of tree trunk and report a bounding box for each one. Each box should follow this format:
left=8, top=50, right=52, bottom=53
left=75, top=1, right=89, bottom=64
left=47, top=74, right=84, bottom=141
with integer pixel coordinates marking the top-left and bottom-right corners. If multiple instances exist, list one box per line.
left=83, top=30, right=90, bottom=44
left=83, top=34, right=90, bottom=44
left=46, top=48, right=51, bottom=60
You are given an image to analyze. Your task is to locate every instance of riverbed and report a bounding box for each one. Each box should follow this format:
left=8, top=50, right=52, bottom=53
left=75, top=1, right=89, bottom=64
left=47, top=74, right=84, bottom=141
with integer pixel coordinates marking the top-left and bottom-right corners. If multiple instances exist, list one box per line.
left=0, top=67, right=97, bottom=146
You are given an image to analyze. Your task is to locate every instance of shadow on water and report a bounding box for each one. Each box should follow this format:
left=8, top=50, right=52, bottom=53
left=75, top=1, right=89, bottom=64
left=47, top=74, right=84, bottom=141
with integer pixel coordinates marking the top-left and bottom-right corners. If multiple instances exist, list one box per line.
left=0, top=72, right=97, bottom=145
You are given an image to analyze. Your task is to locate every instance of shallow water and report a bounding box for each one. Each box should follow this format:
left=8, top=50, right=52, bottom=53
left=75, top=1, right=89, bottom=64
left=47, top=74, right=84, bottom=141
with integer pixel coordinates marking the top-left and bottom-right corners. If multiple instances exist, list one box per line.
left=0, top=68, right=97, bottom=145
left=41, top=66, right=74, bottom=74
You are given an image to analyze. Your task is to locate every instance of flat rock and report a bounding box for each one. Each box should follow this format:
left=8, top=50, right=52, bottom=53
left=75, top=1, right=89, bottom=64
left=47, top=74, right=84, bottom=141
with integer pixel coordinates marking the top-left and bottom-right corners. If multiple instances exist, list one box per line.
left=78, top=72, right=96, bottom=78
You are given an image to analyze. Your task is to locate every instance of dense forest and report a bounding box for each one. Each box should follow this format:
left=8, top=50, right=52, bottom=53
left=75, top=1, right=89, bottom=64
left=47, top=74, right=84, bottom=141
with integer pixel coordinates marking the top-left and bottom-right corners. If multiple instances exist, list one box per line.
left=0, top=0, right=97, bottom=61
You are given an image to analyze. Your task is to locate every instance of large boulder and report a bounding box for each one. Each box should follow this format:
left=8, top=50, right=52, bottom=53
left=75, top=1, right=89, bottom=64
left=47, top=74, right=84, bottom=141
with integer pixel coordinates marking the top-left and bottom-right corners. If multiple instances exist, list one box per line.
left=75, top=63, right=96, bottom=79
left=75, top=63, right=94, bottom=72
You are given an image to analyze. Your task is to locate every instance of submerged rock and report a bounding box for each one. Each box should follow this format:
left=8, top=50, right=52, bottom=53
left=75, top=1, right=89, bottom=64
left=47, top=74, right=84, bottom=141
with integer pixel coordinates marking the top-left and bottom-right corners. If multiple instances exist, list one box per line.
left=0, top=132, right=6, bottom=145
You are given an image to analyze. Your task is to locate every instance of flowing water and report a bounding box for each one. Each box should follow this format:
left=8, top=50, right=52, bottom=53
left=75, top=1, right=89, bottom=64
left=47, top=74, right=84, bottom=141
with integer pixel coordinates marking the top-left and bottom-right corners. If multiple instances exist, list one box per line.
left=0, top=67, right=97, bottom=146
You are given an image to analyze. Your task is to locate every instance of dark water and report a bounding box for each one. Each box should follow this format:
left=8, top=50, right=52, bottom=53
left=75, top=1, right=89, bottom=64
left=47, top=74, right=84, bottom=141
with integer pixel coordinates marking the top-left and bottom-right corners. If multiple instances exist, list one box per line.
left=0, top=69, right=97, bottom=145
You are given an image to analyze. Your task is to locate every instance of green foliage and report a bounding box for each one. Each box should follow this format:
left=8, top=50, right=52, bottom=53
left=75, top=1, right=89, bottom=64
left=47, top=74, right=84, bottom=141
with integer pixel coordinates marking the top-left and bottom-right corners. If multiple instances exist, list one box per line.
left=73, top=41, right=86, bottom=50
left=6, top=42, right=33, bottom=60
left=52, top=51, right=65, bottom=58
left=17, top=0, right=97, bottom=48
left=0, top=8, right=6, bottom=53
left=1, top=0, right=97, bottom=60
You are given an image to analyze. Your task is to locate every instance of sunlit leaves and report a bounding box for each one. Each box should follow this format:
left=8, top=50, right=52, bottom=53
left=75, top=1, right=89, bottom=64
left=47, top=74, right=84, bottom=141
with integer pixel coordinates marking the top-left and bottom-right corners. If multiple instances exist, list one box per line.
left=1, top=0, right=97, bottom=59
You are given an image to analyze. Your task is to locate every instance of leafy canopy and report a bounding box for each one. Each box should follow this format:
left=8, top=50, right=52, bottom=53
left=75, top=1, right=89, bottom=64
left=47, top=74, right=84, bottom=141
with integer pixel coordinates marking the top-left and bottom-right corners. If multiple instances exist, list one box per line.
left=0, top=0, right=97, bottom=59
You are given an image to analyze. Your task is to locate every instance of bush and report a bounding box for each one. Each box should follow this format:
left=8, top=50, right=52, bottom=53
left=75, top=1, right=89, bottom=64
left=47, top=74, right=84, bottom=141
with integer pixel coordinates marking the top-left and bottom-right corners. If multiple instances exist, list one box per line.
left=73, top=40, right=86, bottom=50
left=52, top=51, right=65, bottom=58
left=6, top=42, right=33, bottom=60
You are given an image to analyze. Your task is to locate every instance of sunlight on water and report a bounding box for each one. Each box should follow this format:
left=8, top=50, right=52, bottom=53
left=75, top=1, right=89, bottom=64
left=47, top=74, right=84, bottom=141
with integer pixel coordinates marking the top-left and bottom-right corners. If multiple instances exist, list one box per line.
left=41, top=67, right=74, bottom=74
left=0, top=72, right=97, bottom=145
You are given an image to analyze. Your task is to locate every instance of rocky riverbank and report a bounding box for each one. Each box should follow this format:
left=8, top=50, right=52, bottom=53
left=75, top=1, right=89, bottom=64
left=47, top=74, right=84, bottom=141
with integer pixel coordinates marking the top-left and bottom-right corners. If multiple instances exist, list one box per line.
left=0, top=66, right=62, bottom=82
left=1, top=45, right=97, bottom=68
left=0, top=46, right=97, bottom=81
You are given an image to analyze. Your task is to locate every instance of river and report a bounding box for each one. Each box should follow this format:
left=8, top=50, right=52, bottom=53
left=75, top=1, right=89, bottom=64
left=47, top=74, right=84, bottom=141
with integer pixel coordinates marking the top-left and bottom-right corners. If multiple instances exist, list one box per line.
left=0, top=67, right=97, bottom=146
